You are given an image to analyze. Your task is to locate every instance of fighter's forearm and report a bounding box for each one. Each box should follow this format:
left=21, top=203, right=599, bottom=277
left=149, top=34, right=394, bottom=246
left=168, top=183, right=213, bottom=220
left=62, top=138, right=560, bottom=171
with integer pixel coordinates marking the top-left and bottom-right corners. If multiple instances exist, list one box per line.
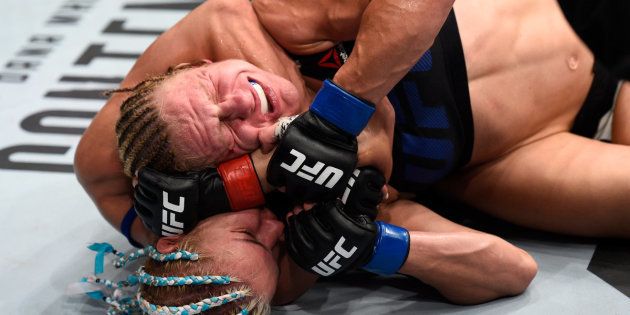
left=334, top=0, right=455, bottom=104
left=272, top=250, right=319, bottom=305
left=399, top=231, right=537, bottom=304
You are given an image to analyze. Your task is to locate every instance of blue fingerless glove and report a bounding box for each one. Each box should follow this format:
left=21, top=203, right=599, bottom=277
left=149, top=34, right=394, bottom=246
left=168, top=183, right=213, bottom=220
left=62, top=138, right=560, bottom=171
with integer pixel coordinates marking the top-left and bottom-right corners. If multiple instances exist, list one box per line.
left=362, top=221, right=410, bottom=275
left=310, top=79, right=375, bottom=136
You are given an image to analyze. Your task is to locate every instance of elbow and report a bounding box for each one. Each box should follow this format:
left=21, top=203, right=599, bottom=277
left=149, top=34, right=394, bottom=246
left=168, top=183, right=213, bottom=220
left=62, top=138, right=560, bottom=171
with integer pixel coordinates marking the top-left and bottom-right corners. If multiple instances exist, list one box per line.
left=504, top=250, right=538, bottom=296
left=73, top=136, right=90, bottom=186
left=444, top=246, right=538, bottom=305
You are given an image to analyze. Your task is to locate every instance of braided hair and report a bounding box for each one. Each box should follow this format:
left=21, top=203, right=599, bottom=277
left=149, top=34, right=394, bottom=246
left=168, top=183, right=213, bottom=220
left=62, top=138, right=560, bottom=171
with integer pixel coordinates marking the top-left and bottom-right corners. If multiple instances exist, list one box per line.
left=112, top=61, right=210, bottom=177
left=81, top=239, right=271, bottom=315
left=139, top=239, right=269, bottom=315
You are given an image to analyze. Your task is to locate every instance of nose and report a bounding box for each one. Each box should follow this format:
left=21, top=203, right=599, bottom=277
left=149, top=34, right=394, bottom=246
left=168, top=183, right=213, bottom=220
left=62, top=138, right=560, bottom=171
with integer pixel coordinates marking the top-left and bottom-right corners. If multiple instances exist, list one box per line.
left=257, top=209, right=284, bottom=250
left=225, top=89, right=253, bottom=118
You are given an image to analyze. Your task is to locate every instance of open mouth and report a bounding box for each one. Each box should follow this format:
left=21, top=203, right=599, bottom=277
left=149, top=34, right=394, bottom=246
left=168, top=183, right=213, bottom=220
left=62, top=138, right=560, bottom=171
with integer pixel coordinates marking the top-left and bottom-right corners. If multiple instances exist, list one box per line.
left=249, top=81, right=270, bottom=114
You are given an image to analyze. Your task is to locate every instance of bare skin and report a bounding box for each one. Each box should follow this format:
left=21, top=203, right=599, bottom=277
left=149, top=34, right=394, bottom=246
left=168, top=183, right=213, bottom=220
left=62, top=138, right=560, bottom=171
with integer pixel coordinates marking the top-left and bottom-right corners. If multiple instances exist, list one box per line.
left=151, top=198, right=537, bottom=306
left=439, top=0, right=630, bottom=238
left=74, top=0, right=628, bottom=307
left=74, top=0, right=313, bottom=246
left=267, top=0, right=630, bottom=238
left=379, top=199, right=536, bottom=305
left=74, top=0, right=432, bottom=245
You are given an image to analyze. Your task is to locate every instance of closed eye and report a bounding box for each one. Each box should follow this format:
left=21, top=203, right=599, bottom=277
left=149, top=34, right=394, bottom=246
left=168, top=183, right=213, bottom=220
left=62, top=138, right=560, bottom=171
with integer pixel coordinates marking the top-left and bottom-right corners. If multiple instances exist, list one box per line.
left=236, top=230, right=266, bottom=249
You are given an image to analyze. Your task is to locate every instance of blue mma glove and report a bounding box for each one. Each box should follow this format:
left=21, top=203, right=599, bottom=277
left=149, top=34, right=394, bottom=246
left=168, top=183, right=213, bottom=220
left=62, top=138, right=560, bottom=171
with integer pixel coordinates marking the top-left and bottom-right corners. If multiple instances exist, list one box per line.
left=267, top=80, right=375, bottom=203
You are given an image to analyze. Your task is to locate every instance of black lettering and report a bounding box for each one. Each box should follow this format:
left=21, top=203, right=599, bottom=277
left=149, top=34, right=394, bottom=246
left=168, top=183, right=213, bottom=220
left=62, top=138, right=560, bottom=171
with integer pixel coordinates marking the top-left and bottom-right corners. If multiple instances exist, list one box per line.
left=75, top=44, right=140, bottom=65
left=59, top=75, right=123, bottom=84
left=0, top=72, right=28, bottom=83
left=61, top=2, right=92, bottom=11
left=47, top=15, right=80, bottom=25
left=6, top=60, right=40, bottom=71
left=18, top=48, right=52, bottom=58
left=0, top=145, right=73, bottom=173
left=21, top=110, right=96, bottom=135
left=30, top=34, right=63, bottom=45
left=45, top=89, right=111, bottom=100
left=124, top=1, right=202, bottom=11
left=45, top=75, right=122, bottom=100
left=103, top=20, right=163, bottom=36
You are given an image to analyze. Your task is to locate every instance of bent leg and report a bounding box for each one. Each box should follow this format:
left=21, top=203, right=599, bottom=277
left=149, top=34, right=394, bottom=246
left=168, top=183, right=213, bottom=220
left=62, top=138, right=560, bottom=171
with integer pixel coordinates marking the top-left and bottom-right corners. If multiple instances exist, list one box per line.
left=377, top=200, right=537, bottom=304
left=441, top=132, right=630, bottom=238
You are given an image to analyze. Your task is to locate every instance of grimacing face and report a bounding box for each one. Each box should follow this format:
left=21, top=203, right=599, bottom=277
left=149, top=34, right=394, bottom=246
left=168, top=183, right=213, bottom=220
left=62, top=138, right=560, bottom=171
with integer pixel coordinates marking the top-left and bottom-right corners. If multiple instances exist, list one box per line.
left=154, top=59, right=302, bottom=165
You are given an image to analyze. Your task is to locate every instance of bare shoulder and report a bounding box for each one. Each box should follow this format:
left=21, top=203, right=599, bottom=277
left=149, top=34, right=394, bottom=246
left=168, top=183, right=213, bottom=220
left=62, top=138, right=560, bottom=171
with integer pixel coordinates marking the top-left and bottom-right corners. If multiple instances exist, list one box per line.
left=253, top=0, right=369, bottom=54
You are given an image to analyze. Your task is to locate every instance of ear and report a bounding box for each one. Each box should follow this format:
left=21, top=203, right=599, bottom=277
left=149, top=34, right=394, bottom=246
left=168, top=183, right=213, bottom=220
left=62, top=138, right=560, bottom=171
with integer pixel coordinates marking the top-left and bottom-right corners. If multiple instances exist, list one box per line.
left=156, top=236, right=183, bottom=253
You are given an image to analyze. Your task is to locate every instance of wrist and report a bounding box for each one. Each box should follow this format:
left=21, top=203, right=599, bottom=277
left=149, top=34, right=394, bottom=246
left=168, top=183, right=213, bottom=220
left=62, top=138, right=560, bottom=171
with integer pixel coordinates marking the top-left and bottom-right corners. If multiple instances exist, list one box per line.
left=250, top=150, right=274, bottom=193
left=121, top=206, right=156, bottom=247
left=362, top=221, right=410, bottom=275
left=310, top=79, right=375, bottom=136
left=131, top=216, right=158, bottom=246
left=218, top=155, right=266, bottom=209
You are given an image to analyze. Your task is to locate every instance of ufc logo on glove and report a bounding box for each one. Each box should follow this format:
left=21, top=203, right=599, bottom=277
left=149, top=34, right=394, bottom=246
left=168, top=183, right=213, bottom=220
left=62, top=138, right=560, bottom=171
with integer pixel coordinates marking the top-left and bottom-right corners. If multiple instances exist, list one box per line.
left=311, top=236, right=357, bottom=276
left=280, top=149, right=344, bottom=188
left=161, top=191, right=185, bottom=236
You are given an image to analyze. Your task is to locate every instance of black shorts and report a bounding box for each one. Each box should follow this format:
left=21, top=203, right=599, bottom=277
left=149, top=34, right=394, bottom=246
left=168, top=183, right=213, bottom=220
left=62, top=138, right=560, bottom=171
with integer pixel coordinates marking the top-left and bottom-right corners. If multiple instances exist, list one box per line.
left=570, top=61, right=621, bottom=138
left=388, top=11, right=473, bottom=190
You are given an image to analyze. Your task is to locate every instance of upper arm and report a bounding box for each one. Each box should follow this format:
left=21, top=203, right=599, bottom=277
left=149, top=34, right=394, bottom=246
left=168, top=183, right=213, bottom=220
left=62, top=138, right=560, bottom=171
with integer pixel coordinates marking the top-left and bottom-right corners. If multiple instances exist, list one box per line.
left=253, top=0, right=368, bottom=54
left=74, top=93, right=133, bottom=229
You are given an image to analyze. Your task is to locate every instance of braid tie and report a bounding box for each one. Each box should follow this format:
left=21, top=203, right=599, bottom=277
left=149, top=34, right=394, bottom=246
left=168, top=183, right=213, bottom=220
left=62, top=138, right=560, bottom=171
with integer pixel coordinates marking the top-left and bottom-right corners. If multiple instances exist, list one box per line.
left=81, top=275, right=138, bottom=289
left=137, top=289, right=251, bottom=315
left=137, top=267, right=237, bottom=286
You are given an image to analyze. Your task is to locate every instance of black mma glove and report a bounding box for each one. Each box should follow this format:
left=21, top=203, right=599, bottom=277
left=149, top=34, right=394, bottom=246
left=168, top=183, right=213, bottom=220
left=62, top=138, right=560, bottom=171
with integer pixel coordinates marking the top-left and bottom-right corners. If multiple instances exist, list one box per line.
left=285, top=200, right=377, bottom=276
left=286, top=190, right=410, bottom=276
left=134, top=155, right=265, bottom=236
left=267, top=80, right=375, bottom=204
left=341, top=167, right=386, bottom=220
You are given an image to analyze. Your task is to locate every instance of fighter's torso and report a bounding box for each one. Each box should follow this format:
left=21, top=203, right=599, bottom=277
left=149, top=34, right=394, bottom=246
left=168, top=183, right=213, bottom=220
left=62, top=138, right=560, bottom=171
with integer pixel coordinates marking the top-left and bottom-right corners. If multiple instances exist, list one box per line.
left=254, top=0, right=595, bottom=171
left=454, top=0, right=594, bottom=166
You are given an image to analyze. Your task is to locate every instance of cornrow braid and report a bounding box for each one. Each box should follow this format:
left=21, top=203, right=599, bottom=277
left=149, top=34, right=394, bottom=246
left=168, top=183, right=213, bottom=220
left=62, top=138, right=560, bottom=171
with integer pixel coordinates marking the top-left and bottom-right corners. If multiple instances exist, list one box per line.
left=137, top=289, right=251, bottom=315
left=111, top=61, right=211, bottom=177
left=114, top=77, right=174, bottom=177
left=80, top=242, right=264, bottom=315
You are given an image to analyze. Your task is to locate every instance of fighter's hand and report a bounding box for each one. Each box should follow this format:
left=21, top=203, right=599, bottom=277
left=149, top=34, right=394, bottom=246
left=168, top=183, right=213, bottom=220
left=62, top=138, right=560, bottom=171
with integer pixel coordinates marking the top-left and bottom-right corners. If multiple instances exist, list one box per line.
left=267, top=80, right=375, bottom=204
left=133, top=155, right=264, bottom=236
left=341, top=167, right=386, bottom=221
left=284, top=200, right=377, bottom=277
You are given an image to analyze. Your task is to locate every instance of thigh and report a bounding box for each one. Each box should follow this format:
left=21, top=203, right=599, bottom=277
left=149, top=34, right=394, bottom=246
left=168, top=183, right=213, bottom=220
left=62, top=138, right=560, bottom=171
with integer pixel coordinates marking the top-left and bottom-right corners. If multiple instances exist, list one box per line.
left=440, top=132, right=630, bottom=237
left=612, top=81, right=630, bottom=144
